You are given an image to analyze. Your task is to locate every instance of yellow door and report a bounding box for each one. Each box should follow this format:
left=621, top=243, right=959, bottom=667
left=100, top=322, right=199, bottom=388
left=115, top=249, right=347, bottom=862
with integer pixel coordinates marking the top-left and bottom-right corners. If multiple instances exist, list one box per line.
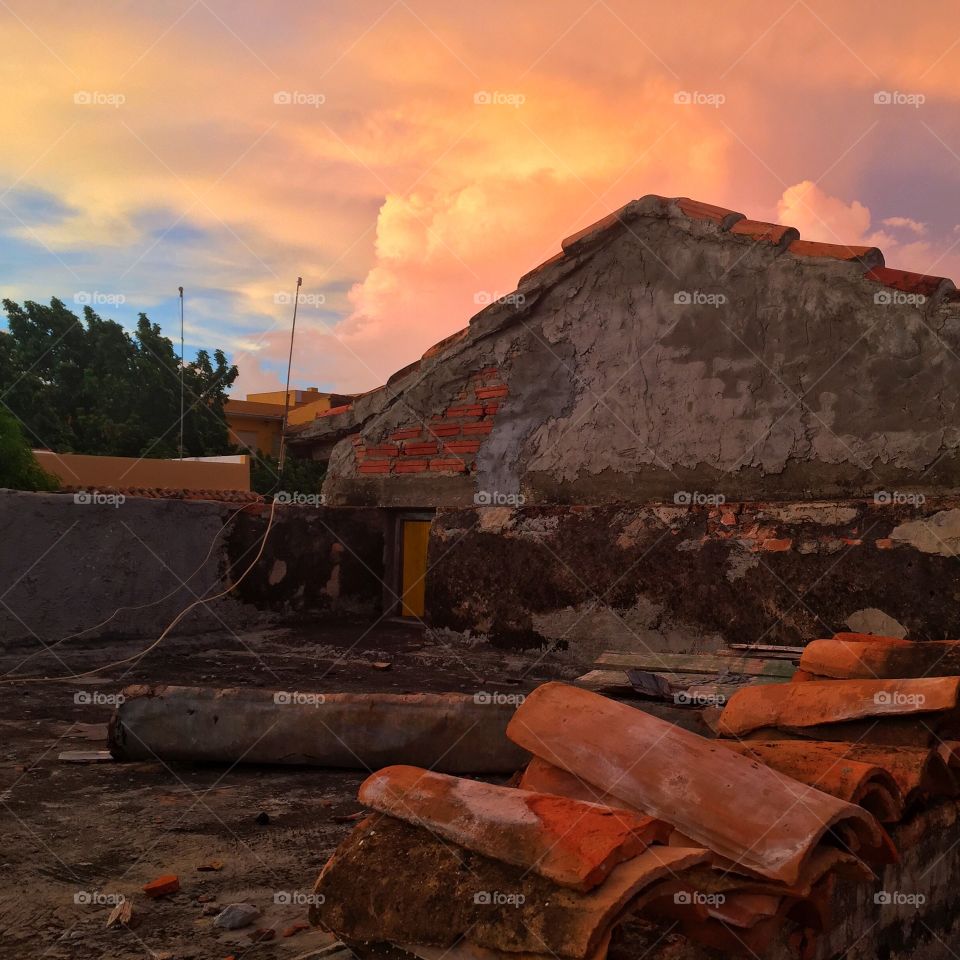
left=400, top=520, right=431, bottom=617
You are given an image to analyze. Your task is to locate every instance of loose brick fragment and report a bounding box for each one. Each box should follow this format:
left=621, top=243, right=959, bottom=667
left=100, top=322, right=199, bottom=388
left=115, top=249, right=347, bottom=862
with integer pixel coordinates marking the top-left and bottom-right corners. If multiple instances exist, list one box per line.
left=760, top=537, right=792, bottom=551
left=143, top=875, right=180, bottom=898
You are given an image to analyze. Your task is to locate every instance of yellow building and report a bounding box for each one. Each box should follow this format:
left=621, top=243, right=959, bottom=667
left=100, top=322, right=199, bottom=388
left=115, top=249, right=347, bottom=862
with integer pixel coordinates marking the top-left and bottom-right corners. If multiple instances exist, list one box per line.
left=225, top=388, right=354, bottom=456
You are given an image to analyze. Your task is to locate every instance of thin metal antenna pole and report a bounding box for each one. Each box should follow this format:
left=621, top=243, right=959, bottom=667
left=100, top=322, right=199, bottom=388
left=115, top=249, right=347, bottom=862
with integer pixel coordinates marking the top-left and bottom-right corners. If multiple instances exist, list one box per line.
left=178, top=286, right=185, bottom=460
left=278, top=277, right=302, bottom=476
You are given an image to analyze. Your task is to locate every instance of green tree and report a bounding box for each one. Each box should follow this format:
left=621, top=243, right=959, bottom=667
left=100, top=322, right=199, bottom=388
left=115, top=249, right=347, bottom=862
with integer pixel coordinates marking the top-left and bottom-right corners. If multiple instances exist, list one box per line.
left=248, top=452, right=326, bottom=496
left=0, top=407, right=59, bottom=491
left=1, top=299, right=239, bottom=458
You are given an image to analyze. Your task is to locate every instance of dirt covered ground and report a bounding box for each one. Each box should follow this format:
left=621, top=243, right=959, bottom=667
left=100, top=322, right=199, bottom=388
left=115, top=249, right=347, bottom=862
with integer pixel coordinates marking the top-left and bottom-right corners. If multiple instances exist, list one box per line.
left=0, top=620, right=575, bottom=960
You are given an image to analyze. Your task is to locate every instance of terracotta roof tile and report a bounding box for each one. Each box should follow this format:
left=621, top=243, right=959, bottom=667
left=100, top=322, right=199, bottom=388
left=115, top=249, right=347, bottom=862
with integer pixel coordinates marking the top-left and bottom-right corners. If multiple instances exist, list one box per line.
left=317, top=403, right=352, bottom=418
left=729, top=219, right=799, bottom=247
left=674, top=197, right=745, bottom=230
left=799, top=636, right=960, bottom=679
left=715, top=676, right=960, bottom=737
left=358, top=764, right=666, bottom=891
left=864, top=266, right=953, bottom=298
left=506, top=682, right=884, bottom=885
left=787, top=239, right=884, bottom=269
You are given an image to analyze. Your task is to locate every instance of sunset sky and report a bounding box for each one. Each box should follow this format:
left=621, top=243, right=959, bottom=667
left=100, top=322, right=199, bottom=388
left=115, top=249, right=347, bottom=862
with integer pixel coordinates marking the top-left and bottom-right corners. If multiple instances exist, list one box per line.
left=3, top=0, right=960, bottom=396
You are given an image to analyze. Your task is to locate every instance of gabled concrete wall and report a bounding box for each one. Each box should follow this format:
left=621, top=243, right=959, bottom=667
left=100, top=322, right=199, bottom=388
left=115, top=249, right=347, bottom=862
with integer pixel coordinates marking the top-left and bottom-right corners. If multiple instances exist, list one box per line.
left=311, top=195, right=960, bottom=507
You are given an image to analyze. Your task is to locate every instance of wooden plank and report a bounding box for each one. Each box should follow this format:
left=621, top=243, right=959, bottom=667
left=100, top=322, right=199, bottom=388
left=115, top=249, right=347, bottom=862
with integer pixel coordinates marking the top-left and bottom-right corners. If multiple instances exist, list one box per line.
left=726, top=644, right=804, bottom=658
left=594, top=651, right=796, bottom=679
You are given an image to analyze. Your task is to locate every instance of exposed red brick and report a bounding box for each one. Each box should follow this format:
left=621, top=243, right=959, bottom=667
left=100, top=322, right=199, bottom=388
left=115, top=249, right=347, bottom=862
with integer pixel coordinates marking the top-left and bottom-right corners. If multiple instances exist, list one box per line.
left=760, top=538, right=793, bottom=552
left=350, top=434, right=364, bottom=446
left=402, top=441, right=439, bottom=455
left=318, top=404, right=352, bottom=418
left=461, top=420, right=494, bottom=436
left=359, top=461, right=391, bottom=474
left=389, top=428, right=421, bottom=441
left=394, top=460, right=428, bottom=473
left=446, top=404, right=484, bottom=418
left=479, top=366, right=499, bottom=378
left=483, top=402, right=500, bottom=415
left=429, top=458, right=467, bottom=473
left=366, top=445, right=399, bottom=457
left=864, top=266, right=950, bottom=298
left=143, top=875, right=180, bottom=898
left=729, top=219, right=799, bottom=246
left=720, top=509, right=738, bottom=526
left=444, top=440, right=482, bottom=455
left=475, top=385, right=508, bottom=400
left=427, top=422, right=461, bottom=438
left=876, top=538, right=894, bottom=550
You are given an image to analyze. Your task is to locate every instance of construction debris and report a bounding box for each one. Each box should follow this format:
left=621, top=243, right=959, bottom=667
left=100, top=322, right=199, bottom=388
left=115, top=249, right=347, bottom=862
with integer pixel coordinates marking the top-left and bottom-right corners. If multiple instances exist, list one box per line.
left=142, top=875, right=180, bottom=898
left=213, top=903, right=259, bottom=930
left=109, top=684, right=527, bottom=773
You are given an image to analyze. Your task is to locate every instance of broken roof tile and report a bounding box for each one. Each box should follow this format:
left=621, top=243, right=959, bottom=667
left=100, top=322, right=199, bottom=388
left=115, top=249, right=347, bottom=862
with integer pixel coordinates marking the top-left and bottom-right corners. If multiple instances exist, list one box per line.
left=716, top=677, right=960, bottom=737
left=358, top=765, right=665, bottom=891
left=787, top=239, right=884, bottom=269
left=863, top=265, right=953, bottom=298
left=506, top=682, right=883, bottom=885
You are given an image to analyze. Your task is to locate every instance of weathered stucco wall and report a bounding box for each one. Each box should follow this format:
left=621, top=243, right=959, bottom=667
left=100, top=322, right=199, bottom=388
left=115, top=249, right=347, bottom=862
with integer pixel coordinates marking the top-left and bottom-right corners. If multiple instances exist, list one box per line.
left=309, top=195, right=960, bottom=507
left=0, top=490, right=386, bottom=647
left=425, top=500, right=960, bottom=659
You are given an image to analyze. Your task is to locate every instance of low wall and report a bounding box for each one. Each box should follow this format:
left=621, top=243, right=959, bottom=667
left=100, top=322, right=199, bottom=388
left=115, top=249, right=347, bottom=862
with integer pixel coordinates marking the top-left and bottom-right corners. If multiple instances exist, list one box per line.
left=425, top=500, right=960, bottom=661
left=0, top=490, right=386, bottom=648
left=33, top=450, right=251, bottom=491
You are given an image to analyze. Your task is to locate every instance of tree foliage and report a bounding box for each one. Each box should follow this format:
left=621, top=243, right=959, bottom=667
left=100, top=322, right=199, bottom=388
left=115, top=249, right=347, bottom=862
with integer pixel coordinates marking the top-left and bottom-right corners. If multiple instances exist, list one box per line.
left=0, top=298, right=238, bottom=458
left=249, top=452, right=326, bottom=496
left=0, top=406, right=59, bottom=490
